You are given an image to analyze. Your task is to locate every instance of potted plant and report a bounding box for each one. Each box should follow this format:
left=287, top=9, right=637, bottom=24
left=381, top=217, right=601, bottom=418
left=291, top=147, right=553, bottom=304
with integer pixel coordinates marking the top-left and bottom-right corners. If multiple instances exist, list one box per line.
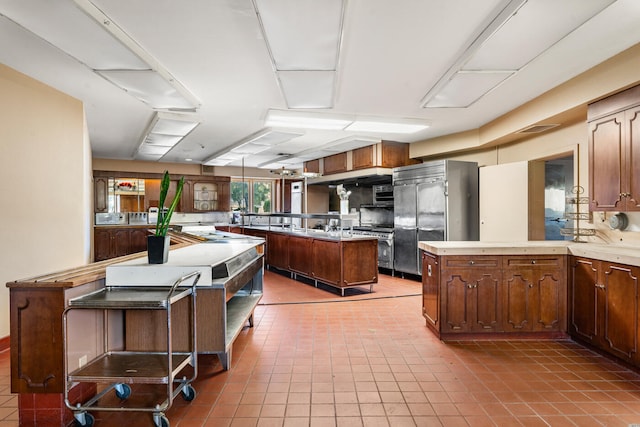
left=148, top=171, right=184, bottom=264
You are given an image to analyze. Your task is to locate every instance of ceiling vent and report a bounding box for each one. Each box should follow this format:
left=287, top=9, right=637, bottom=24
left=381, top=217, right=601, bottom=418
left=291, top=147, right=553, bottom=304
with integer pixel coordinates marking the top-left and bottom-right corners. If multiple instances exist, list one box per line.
left=201, top=165, right=216, bottom=175
left=517, top=124, right=560, bottom=134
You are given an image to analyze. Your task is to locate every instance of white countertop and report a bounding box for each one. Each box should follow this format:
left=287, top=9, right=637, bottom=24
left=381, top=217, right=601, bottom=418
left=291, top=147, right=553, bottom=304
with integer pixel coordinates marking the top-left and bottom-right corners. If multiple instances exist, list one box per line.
left=106, top=242, right=262, bottom=287
left=418, top=241, right=640, bottom=267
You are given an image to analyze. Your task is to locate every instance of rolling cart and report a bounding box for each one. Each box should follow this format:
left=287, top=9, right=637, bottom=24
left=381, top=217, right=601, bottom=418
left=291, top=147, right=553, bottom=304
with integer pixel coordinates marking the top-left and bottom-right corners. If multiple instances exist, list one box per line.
left=63, top=271, right=201, bottom=427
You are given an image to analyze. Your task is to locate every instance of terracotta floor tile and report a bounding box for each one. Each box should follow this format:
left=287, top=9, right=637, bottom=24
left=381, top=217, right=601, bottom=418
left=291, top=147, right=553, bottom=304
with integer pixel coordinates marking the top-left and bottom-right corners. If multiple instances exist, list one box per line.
left=12, top=273, right=640, bottom=426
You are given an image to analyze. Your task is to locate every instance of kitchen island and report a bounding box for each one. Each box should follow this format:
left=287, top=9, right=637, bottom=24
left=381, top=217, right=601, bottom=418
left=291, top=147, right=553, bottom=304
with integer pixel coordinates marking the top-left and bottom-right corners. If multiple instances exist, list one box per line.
left=6, top=232, right=264, bottom=425
left=183, top=218, right=379, bottom=297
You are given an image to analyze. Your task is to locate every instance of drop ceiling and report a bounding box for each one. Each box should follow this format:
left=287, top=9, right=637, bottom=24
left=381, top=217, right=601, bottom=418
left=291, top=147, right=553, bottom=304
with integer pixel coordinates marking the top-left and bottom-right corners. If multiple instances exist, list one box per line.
left=1, top=0, right=639, bottom=171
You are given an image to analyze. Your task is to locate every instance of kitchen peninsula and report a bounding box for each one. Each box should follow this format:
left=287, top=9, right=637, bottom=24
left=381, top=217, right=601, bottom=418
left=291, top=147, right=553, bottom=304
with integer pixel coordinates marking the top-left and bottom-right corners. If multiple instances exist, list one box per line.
left=419, top=240, right=640, bottom=370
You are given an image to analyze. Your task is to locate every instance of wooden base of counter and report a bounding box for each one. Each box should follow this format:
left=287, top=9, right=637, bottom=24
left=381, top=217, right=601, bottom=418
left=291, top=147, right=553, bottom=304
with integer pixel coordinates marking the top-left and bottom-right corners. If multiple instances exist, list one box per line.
left=266, top=231, right=378, bottom=296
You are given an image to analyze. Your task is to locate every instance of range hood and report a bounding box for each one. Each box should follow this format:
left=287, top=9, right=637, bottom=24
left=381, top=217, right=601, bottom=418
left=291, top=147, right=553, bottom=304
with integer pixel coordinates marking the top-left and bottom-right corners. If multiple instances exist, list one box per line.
left=307, top=167, right=392, bottom=186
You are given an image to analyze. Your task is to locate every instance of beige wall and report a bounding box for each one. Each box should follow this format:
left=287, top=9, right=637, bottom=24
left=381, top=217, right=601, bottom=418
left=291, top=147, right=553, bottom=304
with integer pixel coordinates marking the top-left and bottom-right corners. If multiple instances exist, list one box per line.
left=0, top=64, right=91, bottom=338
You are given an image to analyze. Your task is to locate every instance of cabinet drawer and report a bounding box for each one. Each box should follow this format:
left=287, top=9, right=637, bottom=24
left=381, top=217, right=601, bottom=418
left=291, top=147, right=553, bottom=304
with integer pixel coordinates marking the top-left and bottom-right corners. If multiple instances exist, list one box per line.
left=504, top=256, right=564, bottom=269
left=442, top=256, right=501, bottom=269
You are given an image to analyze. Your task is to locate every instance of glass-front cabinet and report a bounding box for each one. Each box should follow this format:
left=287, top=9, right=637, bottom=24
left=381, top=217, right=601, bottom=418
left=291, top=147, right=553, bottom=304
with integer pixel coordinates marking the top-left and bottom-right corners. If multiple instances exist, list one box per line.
left=94, top=171, right=230, bottom=213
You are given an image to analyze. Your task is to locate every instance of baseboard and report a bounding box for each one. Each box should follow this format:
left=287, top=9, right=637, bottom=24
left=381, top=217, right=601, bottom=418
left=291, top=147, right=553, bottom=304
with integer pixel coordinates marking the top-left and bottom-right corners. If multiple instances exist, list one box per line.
left=0, top=335, right=9, bottom=352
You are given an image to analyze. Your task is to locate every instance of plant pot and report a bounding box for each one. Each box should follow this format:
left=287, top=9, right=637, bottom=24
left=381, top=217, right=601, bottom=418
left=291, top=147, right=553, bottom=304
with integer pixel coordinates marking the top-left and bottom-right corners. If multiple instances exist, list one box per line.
left=147, top=235, right=170, bottom=264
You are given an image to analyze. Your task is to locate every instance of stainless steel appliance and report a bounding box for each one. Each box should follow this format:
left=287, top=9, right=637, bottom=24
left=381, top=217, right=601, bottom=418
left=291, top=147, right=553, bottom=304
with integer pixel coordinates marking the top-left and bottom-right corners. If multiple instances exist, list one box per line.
left=291, top=181, right=303, bottom=226
left=354, top=204, right=395, bottom=271
left=373, top=184, right=394, bottom=206
left=393, top=160, right=478, bottom=276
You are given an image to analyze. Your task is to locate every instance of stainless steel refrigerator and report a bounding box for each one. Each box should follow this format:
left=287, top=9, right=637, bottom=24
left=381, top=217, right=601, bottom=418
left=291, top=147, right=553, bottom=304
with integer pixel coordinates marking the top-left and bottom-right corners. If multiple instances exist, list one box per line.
left=393, top=160, right=479, bottom=276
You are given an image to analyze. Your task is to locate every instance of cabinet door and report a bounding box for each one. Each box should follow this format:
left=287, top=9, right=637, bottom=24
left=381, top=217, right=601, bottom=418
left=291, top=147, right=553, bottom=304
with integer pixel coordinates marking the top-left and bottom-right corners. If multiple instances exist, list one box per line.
left=288, top=235, right=312, bottom=275
left=422, top=252, right=439, bottom=331
left=267, top=232, right=289, bottom=270
left=94, top=177, right=109, bottom=213
left=569, top=257, right=599, bottom=344
left=503, top=256, right=566, bottom=332
left=589, top=112, right=625, bottom=211
left=94, top=229, right=112, bottom=261
left=129, top=229, right=149, bottom=254
left=625, top=106, right=640, bottom=210
left=352, top=145, right=374, bottom=170
left=441, top=256, right=502, bottom=333
left=112, top=229, right=131, bottom=258
left=601, top=262, right=639, bottom=363
left=311, top=239, right=341, bottom=285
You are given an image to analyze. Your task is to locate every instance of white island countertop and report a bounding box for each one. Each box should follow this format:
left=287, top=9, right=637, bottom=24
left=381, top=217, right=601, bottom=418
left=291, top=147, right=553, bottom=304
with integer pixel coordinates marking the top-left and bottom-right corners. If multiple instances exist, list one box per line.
left=418, top=241, right=640, bottom=267
left=106, top=241, right=263, bottom=287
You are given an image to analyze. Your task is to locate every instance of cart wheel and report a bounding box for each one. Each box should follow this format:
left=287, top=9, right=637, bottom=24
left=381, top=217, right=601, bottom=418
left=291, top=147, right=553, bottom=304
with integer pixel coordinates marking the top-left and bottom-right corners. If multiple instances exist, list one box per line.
left=158, top=415, right=170, bottom=427
left=182, top=384, right=196, bottom=401
left=114, top=383, right=132, bottom=400
left=74, top=412, right=95, bottom=427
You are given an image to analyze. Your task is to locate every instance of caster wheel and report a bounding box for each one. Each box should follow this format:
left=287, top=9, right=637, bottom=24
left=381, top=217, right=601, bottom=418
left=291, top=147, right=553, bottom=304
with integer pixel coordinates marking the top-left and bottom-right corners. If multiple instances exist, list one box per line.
left=114, top=383, right=131, bottom=400
left=159, top=415, right=170, bottom=427
left=74, top=412, right=94, bottom=427
left=182, top=384, right=196, bottom=401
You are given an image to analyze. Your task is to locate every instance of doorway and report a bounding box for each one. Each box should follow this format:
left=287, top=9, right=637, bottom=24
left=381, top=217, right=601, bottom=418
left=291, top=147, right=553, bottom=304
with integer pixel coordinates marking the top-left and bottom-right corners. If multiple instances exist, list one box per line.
left=543, top=155, right=574, bottom=240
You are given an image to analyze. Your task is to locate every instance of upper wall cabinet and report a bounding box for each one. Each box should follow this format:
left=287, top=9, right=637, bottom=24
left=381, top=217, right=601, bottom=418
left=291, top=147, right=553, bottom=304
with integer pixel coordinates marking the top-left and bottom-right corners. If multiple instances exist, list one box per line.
left=588, top=86, right=640, bottom=212
left=304, top=141, right=418, bottom=176
left=94, top=172, right=230, bottom=213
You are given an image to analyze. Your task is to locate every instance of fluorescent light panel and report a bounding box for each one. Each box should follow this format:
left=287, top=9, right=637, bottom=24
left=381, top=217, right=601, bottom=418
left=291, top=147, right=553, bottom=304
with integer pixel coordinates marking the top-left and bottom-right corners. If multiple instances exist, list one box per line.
left=265, top=110, right=351, bottom=130
left=346, top=121, right=429, bottom=134
left=66, top=0, right=201, bottom=110
left=265, top=110, right=429, bottom=133
left=135, top=112, right=200, bottom=160
left=254, top=0, right=344, bottom=71
left=464, top=0, right=616, bottom=70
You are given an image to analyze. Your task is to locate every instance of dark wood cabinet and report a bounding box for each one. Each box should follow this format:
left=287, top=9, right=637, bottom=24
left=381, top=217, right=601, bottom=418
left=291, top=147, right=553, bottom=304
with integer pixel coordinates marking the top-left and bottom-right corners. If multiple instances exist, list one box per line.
left=503, top=256, right=566, bottom=333
left=263, top=229, right=377, bottom=295
left=440, top=256, right=502, bottom=334
left=311, top=239, right=342, bottom=285
left=94, top=177, right=109, bottom=213
left=94, top=227, right=150, bottom=261
left=422, top=250, right=567, bottom=340
left=288, top=235, right=312, bottom=275
left=352, top=146, right=374, bottom=170
left=422, top=251, right=440, bottom=333
left=323, top=152, right=348, bottom=175
left=266, top=232, right=289, bottom=270
left=588, top=87, right=640, bottom=211
left=93, top=171, right=231, bottom=213
left=570, top=256, right=640, bottom=365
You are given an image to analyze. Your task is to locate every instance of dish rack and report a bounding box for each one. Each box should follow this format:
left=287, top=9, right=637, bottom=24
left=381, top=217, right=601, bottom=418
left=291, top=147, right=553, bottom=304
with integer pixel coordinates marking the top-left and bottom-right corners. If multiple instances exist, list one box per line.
left=63, top=271, right=201, bottom=427
left=560, top=185, right=595, bottom=242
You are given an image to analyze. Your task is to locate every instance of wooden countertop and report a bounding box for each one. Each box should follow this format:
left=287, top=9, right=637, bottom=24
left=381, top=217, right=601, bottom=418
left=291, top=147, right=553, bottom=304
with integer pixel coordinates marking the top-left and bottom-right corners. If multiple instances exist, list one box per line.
left=418, top=241, right=640, bottom=267
left=6, top=232, right=200, bottom=289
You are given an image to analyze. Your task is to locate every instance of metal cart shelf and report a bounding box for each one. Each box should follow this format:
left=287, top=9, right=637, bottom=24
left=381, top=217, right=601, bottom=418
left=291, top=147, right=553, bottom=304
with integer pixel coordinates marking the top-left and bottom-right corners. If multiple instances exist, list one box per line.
left=63, top=271, right=201, bottom=427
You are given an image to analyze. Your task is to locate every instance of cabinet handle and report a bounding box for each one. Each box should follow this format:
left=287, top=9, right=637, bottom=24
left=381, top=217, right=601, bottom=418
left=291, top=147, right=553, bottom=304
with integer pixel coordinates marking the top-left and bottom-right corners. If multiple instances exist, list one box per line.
left=529, top=284, right=534, bottom=288
left=467, top=283, right=478, bottom=289
left=531, top=260, right=536, bottom=264
left=469, top=260, right=475, bottom=265
left=595, top=283, right=605, bottom=289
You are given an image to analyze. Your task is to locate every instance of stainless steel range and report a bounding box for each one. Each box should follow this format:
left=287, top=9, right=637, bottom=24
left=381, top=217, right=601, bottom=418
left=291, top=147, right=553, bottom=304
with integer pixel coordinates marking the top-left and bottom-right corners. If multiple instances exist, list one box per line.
left=351, top=227, right=394, bottom=273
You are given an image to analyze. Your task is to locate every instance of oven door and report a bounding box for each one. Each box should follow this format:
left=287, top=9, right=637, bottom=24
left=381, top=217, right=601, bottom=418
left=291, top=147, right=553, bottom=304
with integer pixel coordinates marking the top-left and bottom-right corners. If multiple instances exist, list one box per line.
left=377, top=238, right=393, bottom=269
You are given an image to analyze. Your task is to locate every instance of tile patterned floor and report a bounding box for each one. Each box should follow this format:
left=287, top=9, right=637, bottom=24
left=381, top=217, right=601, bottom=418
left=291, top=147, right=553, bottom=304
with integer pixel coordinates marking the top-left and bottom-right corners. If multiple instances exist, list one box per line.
left=6, top=272, right=640, bottom=426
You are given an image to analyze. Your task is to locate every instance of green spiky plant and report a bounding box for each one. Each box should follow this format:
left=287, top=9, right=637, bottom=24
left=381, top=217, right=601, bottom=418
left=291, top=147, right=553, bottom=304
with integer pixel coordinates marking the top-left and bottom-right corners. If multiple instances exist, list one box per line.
left=155, top=171, right=185, bottom=236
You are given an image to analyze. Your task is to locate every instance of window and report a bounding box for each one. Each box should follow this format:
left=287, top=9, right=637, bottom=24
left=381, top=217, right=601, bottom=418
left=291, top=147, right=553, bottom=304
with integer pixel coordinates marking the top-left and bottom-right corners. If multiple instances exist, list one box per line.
left=231, top=179, right=274, bottom=213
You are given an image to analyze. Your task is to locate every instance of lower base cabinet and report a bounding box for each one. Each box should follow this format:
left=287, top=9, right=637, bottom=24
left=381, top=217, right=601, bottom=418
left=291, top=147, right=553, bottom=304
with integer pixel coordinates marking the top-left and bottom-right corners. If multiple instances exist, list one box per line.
left=570, top=256, right=640, bottom=365
left=94, top=227, right=149, bottom=261
left=265, top=231, right=378, bottom=295
left=422, top=251, right=566, bottom=340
